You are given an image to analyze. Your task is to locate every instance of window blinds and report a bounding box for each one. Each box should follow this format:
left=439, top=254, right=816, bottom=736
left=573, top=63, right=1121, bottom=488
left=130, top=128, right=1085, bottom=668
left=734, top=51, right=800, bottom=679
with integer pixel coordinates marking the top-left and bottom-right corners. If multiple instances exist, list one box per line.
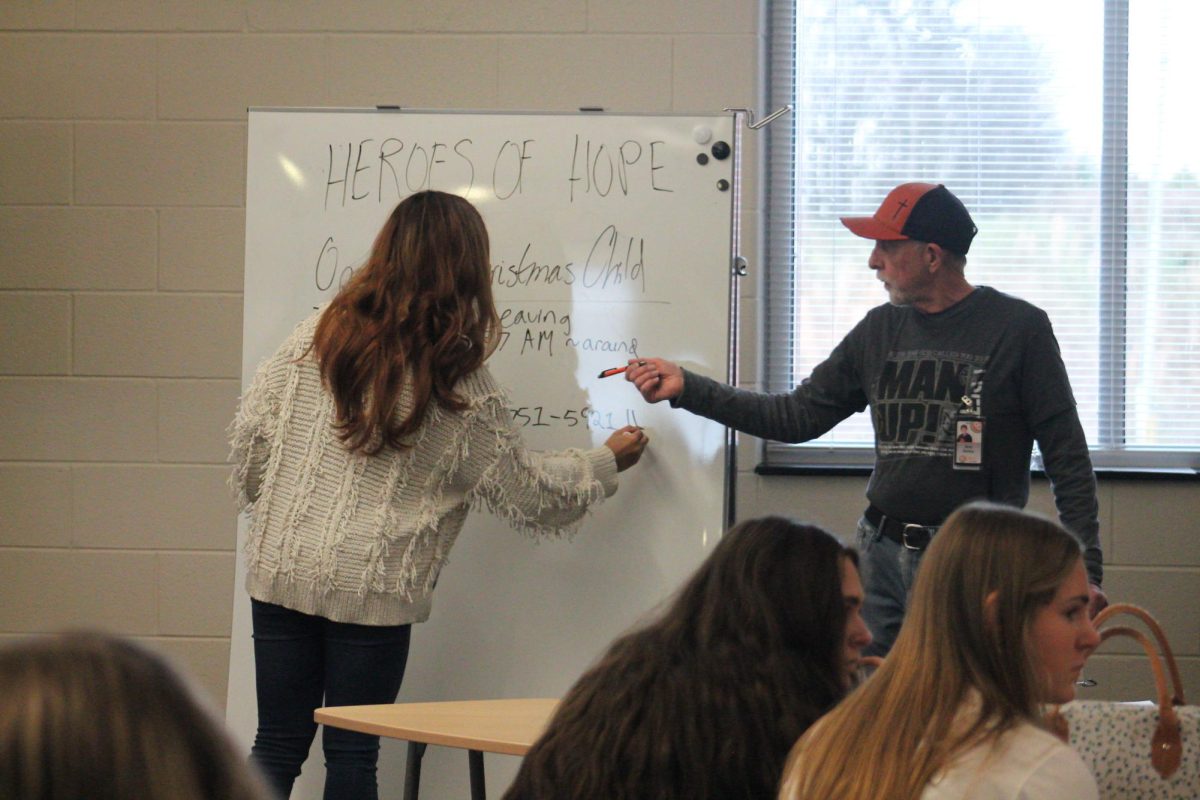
left=764, top=0, right=1199, bottom=470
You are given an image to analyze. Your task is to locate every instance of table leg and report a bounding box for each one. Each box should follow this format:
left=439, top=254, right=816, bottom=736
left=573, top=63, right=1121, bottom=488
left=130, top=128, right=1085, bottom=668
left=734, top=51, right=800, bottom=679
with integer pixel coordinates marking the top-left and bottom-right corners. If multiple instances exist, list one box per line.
left=469, top=749, right=486, bottom=800
left=403, top=741, right=427, bottom=800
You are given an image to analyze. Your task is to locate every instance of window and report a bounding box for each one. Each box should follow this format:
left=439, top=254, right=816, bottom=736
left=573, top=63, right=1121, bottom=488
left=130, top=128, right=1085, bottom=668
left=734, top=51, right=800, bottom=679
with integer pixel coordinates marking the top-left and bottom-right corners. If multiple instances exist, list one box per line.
left=763, top=0, right=1200, bottom=472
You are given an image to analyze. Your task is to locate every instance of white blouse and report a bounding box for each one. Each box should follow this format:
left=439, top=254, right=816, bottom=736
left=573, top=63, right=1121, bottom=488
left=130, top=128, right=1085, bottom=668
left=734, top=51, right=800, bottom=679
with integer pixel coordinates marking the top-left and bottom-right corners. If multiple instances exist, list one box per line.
left=921, top=718, right=1098, bottom=800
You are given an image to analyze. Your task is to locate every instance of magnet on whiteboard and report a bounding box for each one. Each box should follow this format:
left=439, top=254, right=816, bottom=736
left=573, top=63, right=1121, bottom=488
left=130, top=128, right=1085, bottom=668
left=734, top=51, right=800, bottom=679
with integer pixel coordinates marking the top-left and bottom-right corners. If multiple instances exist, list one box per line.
left=693, top=125, right=713, bottom=145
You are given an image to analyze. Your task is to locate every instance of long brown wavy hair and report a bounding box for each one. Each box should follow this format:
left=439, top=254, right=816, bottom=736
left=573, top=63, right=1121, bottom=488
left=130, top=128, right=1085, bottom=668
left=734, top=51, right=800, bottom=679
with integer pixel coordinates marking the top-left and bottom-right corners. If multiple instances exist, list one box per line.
left=311, top=190, right=500, bottom=455
left=779, top=502, right=1084, bottom=800
left=502, top=516, right=857, bottom=800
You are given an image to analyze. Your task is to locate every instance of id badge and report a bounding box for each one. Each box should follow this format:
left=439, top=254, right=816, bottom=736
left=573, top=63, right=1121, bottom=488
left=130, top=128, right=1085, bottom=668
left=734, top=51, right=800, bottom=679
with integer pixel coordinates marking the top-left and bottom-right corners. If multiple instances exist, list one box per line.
left=953, top=416, right=984, bottom=470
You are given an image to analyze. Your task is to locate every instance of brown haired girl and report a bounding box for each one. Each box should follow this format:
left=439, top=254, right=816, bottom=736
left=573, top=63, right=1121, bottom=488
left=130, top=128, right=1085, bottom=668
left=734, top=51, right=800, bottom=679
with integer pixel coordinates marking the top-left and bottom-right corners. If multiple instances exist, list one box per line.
left=0, top=631, right=274, bottom=800
left=230, top=190, right=647, bottom=799
left=502, top=515, right=870, bottom=800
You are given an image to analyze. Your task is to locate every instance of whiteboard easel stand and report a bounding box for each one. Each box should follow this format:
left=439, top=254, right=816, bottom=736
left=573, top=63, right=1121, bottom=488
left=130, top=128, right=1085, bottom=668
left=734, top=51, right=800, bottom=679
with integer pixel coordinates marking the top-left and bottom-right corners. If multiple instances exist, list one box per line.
left=722, top=105, right=793, bottom=530
left=232, top=108, right=758, bottom=799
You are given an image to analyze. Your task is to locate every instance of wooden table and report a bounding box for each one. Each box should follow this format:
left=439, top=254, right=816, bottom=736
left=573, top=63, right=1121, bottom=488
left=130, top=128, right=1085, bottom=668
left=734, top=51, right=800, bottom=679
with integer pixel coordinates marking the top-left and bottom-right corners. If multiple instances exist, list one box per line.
left=316, top=698, right=558, bottom=800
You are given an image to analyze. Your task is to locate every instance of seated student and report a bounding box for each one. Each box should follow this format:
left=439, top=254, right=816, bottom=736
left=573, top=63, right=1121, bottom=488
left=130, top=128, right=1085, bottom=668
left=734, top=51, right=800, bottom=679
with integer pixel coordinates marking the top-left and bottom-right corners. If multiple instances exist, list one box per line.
left=501, top=515, right=872, bottom=800
left=0, top=631, right=274, bottom=800
left=779, top=502, right=1101, bottom=800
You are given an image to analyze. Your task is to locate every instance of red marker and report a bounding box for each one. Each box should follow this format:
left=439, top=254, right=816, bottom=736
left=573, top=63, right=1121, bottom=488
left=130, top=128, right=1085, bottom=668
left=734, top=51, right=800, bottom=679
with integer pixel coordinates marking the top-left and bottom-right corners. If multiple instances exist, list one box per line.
left=597, top=365, right=628, bottom=379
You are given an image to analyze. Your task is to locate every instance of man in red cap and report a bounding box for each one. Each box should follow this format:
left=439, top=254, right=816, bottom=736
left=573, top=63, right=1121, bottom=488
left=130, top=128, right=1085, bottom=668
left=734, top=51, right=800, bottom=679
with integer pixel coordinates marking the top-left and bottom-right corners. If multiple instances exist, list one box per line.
left=623, top=182, right=1103, bottom=656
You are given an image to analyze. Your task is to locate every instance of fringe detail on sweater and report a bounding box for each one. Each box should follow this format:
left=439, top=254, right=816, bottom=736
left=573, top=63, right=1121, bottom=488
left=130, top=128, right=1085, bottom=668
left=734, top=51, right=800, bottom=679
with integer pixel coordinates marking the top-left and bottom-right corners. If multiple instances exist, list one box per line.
left=364, top=404, right=439, bottom=601
left=463, top=392, right=607, bottom=540
left=230, top=327, right=615, bottom=622
left=230, top=319, right=314, bottom=574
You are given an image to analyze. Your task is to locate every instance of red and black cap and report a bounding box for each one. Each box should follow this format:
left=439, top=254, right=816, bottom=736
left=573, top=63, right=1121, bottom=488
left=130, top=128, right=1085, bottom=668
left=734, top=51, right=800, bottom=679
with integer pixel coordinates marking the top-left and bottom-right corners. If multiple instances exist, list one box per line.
left=840, top=183, right=978, bottom=255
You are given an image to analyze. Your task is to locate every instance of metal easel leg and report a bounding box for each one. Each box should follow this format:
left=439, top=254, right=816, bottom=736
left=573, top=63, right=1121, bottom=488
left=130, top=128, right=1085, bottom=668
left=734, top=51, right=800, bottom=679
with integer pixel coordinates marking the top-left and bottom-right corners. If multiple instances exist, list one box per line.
left=468, top=749, right=486, bottom=800
left=403, top=741, right=427, bottom=800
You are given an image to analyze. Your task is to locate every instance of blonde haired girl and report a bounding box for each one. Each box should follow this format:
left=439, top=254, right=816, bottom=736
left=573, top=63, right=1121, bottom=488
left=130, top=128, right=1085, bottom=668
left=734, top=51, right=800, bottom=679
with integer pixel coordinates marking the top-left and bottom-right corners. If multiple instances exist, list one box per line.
left=779, top=502, right=1100, bottom=800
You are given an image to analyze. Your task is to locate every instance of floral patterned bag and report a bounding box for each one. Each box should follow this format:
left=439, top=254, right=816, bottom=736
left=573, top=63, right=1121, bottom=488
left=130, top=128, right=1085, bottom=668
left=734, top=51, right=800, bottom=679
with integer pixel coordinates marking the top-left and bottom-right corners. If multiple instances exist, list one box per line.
left=1048, top=603, right=1198, bottom=800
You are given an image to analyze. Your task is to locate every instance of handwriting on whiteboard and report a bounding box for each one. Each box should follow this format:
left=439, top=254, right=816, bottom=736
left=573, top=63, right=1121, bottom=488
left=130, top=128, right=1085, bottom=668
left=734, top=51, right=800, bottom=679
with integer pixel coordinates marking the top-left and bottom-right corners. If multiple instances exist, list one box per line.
left=322, top=136, right=670, bottom=209
left=509, top=405, right=642, bottom=431
left=299, top=130, right=694, bottom=361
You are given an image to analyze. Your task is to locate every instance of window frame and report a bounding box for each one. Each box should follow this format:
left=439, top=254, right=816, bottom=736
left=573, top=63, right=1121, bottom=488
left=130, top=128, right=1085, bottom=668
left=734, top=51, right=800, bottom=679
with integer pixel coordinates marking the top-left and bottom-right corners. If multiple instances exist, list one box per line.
left=760, top=0, right=1199, bottom=476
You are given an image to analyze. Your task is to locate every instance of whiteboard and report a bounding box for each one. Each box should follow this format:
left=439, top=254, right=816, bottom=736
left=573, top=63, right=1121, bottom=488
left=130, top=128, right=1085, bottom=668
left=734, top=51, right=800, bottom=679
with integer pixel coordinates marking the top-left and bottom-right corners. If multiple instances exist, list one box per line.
left=228, top=108, right=735, bottom=798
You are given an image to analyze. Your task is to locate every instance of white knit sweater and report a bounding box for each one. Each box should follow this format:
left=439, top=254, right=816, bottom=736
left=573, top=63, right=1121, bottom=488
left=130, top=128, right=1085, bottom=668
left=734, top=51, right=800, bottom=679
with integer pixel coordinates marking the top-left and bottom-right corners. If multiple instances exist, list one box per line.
left=230, top=312, right=619, bottom=625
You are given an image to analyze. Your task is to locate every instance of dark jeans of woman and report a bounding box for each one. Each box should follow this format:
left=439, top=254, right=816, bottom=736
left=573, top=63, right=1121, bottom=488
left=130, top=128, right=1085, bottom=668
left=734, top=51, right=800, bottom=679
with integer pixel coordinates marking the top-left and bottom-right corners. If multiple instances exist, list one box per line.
left=249, top=599, right=412, bottom=800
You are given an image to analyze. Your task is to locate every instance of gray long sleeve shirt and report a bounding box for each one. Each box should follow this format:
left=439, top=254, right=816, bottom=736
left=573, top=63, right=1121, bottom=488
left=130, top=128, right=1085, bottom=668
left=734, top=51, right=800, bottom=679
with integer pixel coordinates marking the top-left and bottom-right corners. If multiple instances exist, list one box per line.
left=676, top=286, right=1102, bottom=584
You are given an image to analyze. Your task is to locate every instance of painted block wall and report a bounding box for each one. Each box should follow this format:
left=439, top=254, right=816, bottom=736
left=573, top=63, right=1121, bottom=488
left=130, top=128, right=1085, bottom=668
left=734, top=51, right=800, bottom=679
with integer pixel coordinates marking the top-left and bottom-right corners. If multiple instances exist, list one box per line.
left=1, top=0, right=1194, bottom=722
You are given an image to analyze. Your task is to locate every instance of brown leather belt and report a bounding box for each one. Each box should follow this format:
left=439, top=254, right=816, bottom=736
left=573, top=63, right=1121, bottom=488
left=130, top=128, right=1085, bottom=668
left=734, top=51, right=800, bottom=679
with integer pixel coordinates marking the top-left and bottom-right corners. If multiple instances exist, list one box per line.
left=865, top=505, right=938, bottom=551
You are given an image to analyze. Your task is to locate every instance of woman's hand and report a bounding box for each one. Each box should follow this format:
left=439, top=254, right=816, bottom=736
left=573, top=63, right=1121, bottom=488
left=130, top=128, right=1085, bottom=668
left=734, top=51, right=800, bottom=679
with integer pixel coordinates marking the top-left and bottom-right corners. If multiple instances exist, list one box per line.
left=604, top=425, right=649, bottom=471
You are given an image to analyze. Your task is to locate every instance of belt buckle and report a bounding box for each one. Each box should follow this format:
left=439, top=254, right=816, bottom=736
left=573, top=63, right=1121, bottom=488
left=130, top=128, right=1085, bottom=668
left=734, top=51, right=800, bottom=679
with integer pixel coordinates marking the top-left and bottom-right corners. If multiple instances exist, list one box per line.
left=902, top=523, right=932, bottom=551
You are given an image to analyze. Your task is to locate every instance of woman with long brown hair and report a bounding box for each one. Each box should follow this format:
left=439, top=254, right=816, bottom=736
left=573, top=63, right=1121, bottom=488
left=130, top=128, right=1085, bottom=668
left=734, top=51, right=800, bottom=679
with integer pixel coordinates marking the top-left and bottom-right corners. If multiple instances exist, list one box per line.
left=779, top=502, right=1101, bottom=800
left=501, top=515, right=872, bottom=800
left=230, top=190, right=647, bottom=799
left=0, top=631, right=273, bottom=800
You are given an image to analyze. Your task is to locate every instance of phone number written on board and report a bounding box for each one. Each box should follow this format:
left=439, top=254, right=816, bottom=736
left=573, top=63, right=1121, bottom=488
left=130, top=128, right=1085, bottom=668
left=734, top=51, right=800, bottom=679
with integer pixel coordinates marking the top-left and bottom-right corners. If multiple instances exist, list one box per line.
left=508, top=406, right=642, bottom=431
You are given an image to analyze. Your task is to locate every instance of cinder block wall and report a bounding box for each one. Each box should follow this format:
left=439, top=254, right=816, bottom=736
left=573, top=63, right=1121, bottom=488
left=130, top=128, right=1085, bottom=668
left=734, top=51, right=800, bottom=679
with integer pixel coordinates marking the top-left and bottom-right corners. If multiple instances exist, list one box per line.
left=0, top=1, right=760, bottom=706
left=2, top=2, right=1195, bottom=712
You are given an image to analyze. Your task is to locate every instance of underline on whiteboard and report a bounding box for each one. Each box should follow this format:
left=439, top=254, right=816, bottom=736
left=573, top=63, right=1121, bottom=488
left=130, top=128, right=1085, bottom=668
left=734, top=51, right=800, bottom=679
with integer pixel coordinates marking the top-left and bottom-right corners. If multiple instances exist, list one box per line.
left=502, top=299, right=672, bottom=305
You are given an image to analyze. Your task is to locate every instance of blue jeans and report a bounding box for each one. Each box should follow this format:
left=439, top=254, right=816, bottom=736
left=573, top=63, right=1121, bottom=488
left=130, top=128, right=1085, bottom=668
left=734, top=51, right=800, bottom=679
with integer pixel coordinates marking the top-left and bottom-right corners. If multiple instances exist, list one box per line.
left=249, top=599, right=412, bottom=800
left=854, top=516, right=927, bottom=658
